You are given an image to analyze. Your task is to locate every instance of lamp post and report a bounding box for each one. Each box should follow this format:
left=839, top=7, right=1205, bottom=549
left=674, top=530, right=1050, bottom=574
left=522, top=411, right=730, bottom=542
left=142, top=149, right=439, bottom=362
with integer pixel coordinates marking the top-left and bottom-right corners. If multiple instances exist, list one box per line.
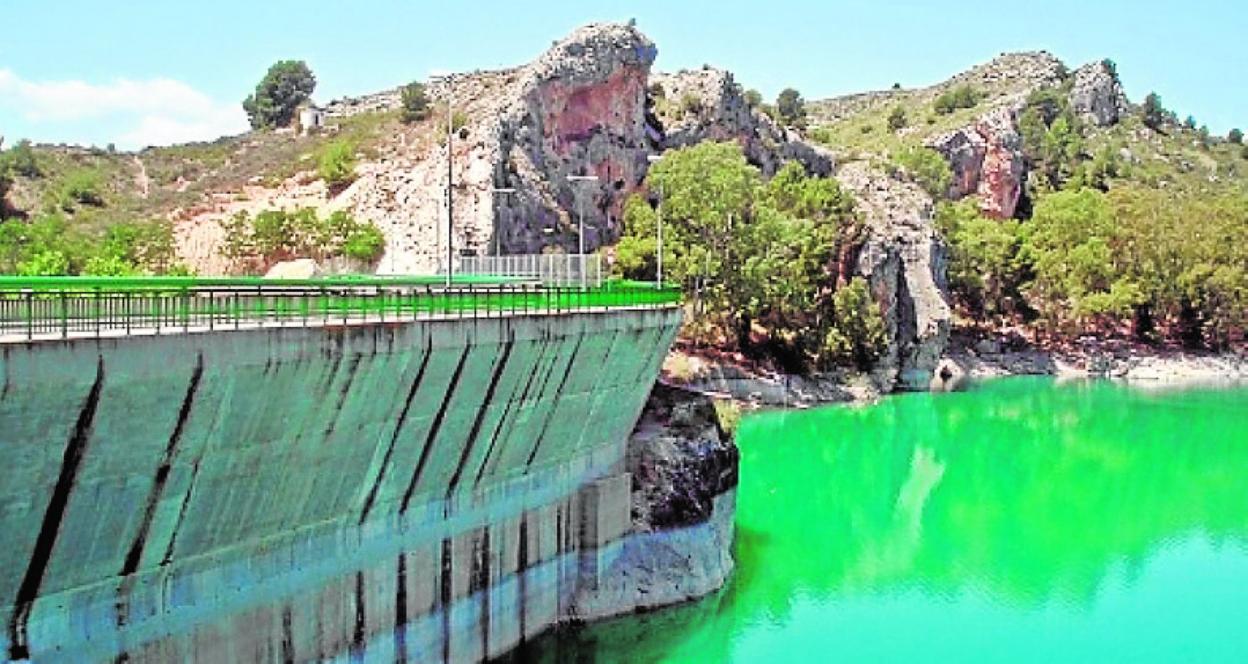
left=567, top=174, right=599, bottom=288
left=646, top=154, right=664, bottom=289
left=430, top=74, right=455, bottom=286
left=490, top=187, right=517, bottom=259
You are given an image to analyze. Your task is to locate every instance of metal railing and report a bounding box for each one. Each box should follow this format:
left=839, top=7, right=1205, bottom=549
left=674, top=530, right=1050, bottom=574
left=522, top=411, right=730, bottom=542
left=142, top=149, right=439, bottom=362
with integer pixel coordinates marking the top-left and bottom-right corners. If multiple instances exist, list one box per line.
left=452, top=254, right=603, bottom=287
left=0, top=276, right=679, bottom=342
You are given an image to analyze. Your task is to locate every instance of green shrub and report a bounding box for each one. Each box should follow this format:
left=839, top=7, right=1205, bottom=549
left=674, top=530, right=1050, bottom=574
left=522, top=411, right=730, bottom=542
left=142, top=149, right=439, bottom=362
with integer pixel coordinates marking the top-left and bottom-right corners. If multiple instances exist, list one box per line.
left=824, top=277, right=887, bottom=370
left=887, top=106, right=908, bottom=132
left=3, top=140, right=40, bottom=177
left=318, top=140, right=357, bottom=189
left=221, top=207, right=384, bottom=267
left=891, top=147, right=953, bottom=198
left=679, top=93, right=703, bottom=117
left=934, top=85, right=981, bottom=115
left=806, top=126, right=834, bottom=145
left=743, top=89, right=763, bottom=109
left=342, top=221, right=385, bottom=262
left=83, top=254, right=139, bottom=276
left=251, top=210, right=298, bottom=258
left=100, top=220, right=177, bottom=272
left=18, top=249, right=69, bottom=276
left=1229, top=128, right=1244, bottom=145
left=400, top=81, right=431, bottom=123
left=59, top=170, right=104, bottom=208
left=712, top=399, right=741, bottom=436
left=242, top=60, right=316, bottom=129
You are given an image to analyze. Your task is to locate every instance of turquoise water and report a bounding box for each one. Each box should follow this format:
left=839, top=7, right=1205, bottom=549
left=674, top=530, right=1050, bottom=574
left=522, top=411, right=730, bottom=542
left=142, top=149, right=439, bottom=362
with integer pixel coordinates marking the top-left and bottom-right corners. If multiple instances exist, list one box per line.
left=531, top=377, right=1248, bottom=662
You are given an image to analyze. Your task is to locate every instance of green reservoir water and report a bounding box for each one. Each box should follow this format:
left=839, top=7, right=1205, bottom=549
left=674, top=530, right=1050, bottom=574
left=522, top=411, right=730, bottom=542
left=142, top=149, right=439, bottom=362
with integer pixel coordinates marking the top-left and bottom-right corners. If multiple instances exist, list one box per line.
left=535, top=377, right=1248, bottom=662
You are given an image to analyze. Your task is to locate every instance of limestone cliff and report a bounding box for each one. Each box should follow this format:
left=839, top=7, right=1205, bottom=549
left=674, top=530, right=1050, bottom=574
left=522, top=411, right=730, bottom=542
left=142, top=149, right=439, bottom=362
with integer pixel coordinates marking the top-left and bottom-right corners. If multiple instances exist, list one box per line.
left=928, top=106, right=1025, bottom=219
left=838, top=161, right=951, bottom=391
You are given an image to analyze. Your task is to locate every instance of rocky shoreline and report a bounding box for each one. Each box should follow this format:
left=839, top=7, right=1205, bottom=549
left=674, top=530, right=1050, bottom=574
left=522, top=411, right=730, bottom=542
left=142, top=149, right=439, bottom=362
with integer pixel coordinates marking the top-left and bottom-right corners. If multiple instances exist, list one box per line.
left=565, top=384, right=739, bottom=623
left=663, top=339, right=1248, bottom=410
left=943, top=334, right=1248, bottom=387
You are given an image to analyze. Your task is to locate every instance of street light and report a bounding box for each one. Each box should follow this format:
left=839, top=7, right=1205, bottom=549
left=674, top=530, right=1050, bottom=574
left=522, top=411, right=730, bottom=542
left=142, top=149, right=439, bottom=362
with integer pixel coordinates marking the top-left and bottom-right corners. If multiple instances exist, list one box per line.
left=430, top=74, right=455, bottom=286
left=646, top=154, right=664, bottom=289
left=490, top=187, right=517, bottom=259
left=567, top=174, right=599, bottom=289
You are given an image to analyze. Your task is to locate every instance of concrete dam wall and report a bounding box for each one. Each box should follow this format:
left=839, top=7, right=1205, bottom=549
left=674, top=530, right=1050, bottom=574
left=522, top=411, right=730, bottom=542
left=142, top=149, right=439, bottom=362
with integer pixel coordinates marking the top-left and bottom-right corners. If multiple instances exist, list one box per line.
left=0, top=307, right=681, bottom=662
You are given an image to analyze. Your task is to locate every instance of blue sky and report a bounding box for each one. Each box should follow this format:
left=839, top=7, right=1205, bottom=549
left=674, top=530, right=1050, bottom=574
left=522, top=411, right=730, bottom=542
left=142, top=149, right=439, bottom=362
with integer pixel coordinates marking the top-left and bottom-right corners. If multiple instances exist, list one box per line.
left=2, top=0, right=1244, bottom=149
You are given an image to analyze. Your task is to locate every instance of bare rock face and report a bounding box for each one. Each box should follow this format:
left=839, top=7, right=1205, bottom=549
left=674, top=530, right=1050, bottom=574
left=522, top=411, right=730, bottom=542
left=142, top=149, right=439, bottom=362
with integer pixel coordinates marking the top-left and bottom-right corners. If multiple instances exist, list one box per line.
left=626, top=383, right=739, bottom=531
left=304, top=23, right=660, bottom=275
left=928, top=106, right=1025, bottom=219
left=1069, top=60, right=1128, bottom=127
left=838, top=162, right=952, bottom=391
left=651, top=67, right=834, bottom=176
left=490, top=23, right=659, bottom=255
left=569, top=384, right=738, bottom=620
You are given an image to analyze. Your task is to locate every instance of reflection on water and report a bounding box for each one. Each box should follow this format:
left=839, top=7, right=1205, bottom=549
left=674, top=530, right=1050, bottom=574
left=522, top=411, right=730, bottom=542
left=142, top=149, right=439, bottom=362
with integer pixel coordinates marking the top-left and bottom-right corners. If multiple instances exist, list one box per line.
left=527, top=378, right=1248, bottom=663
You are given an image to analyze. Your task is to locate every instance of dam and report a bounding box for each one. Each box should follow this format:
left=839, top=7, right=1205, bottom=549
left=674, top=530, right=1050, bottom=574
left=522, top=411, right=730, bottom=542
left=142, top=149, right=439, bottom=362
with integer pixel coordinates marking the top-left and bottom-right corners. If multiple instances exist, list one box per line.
left=0, top=277, right=683, bottom=662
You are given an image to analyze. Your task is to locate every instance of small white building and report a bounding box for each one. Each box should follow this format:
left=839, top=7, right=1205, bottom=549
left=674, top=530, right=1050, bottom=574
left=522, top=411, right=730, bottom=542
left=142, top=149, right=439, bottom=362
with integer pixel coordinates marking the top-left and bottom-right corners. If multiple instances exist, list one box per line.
left=297, top=102, right=325, bottom=135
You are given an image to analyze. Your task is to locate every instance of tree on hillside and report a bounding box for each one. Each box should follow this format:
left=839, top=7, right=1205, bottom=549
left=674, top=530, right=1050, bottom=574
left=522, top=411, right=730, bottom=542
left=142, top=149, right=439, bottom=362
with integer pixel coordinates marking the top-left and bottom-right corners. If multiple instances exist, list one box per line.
left=1101, top=59, right=1119, bottom=82
left=1141, top=93, right=1166, bottom=131
left=936, top=200, right=1025, bottom=318
left=400, top=81, right=431, bottom=123
left=1184, top=115, right=1198, bottom=131
left=1198, top=125, right=1211, bottom=148
left=1018, top=87, right=1085, bottom=193
left=242, top=61, right=317, bottom=129
left=743, top=89, right=763, bottom=109
left=1229, top=128, right=1243, bottom=145
left=4, top=140, right=39, bottom=177
left=776, top=88, right=807, bottom=128
left=615, top=142, right=876, bottom=369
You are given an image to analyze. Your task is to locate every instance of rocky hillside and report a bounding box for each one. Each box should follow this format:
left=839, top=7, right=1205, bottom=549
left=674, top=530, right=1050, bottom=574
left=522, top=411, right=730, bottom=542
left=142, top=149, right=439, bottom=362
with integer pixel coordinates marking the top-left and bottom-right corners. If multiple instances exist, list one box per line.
left=2, top=23, right=826, bottom=276
left=4, top=25, right=1244, bottom=386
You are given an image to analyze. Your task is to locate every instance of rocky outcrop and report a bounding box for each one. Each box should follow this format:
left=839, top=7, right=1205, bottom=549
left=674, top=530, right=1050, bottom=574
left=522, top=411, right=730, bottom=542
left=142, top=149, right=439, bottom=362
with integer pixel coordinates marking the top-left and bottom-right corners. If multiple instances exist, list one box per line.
left=1069, top=60, right=1129, bottom=127
left=838, top=161, right=952, bottom=391
left=172, top=23, right=838, bottom=275
left=928, top=106, right=1025, bottom=219
left=650, top=67, right=834, bottom=176
left=568, top=384, right=738, bottom=620
left=943, top=51, right=1067, bottom=96
left=923, top=56, right=1128, bottom=220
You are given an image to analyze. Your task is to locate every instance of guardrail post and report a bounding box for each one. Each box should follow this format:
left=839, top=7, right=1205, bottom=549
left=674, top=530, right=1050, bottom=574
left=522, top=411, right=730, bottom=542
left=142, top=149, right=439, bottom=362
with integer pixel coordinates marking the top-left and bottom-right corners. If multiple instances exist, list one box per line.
left=24, top=290, right=33, bottom=340
left=59, top=290, right=68, bottom=339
